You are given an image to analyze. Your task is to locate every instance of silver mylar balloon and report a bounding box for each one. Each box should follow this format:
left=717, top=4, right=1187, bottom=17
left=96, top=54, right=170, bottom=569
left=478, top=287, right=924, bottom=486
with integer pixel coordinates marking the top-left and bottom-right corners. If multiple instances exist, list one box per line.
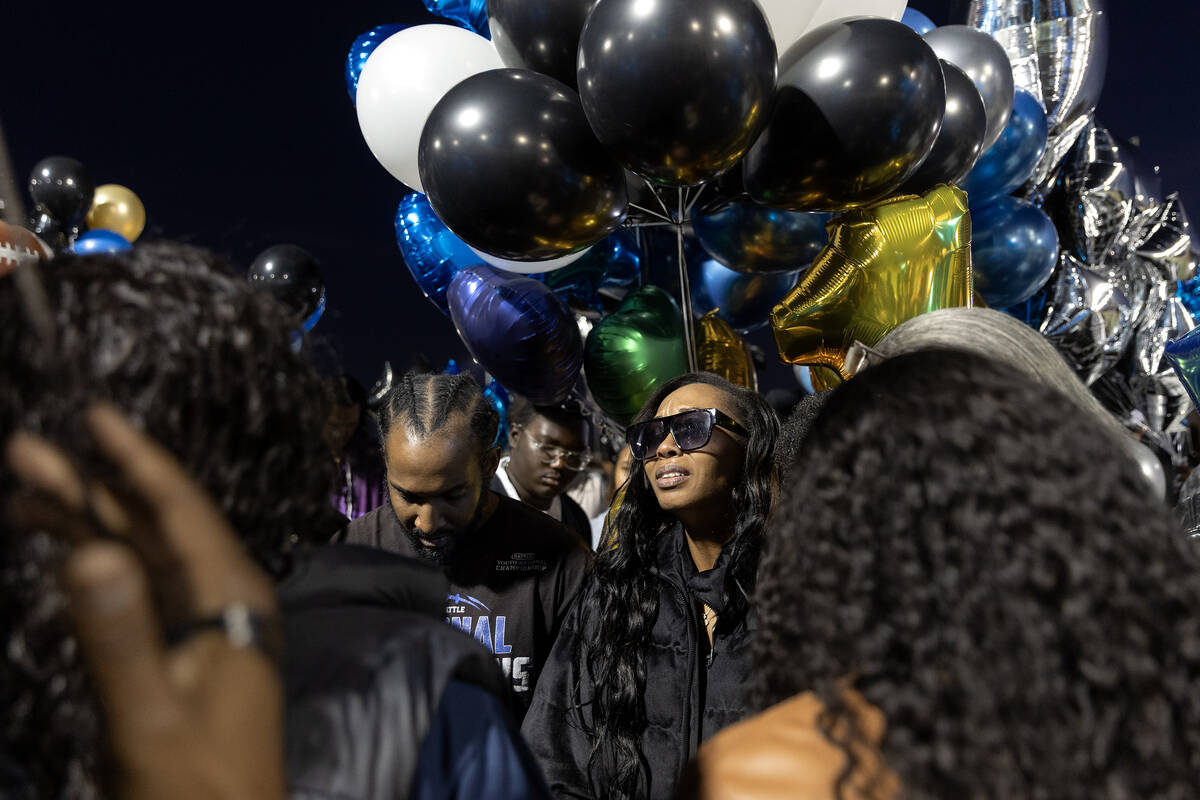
left=1056, top=120, right=1135, bottom=266
left=966, top=0, right=1109, bottom=191
left=1040, top=253, right=1133, bottom=385
left=1132, top=194, right=1193, bottom=282
left=1134, top=294, right=1195, bottom=378
left=923, top=25, right=1015, bottom=150
left=1126, top=439, right=1167, bottom=500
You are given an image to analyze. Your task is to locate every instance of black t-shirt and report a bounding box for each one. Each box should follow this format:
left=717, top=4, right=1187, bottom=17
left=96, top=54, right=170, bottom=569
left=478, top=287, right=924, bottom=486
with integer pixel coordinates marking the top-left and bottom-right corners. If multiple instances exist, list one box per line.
left=338, top=493, right=591, bottom=715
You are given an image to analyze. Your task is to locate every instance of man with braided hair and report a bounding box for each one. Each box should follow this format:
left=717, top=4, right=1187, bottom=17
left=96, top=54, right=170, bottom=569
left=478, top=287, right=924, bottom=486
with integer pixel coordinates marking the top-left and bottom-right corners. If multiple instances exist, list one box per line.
left=339, top=370, right=591, bottom=716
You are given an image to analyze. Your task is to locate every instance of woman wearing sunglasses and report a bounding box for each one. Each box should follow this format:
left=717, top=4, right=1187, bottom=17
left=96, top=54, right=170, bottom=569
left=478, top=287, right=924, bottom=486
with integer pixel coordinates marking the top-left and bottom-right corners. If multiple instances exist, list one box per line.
left=522, top=373, right=780, bottom=800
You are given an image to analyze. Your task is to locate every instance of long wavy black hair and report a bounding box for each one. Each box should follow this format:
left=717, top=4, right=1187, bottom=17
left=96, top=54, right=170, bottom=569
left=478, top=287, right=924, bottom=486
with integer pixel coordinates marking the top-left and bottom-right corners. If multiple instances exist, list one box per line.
left=574, top=372, right=779, bottom=798
left=0, top=244, right=337, bottom=797
left=753, top=349, right=1200, bottom=798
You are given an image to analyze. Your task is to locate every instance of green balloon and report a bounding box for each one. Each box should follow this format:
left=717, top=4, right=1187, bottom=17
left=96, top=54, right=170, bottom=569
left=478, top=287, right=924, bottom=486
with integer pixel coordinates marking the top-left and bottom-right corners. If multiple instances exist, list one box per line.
left=585, top=286, right=690, bottom=425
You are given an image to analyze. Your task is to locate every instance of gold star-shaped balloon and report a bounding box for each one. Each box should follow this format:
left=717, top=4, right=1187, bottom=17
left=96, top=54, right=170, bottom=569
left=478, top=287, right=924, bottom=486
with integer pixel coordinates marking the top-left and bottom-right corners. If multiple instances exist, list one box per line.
left=696, top=310, right=757, bottom=391
left=770, top=184, right=974, bottom=377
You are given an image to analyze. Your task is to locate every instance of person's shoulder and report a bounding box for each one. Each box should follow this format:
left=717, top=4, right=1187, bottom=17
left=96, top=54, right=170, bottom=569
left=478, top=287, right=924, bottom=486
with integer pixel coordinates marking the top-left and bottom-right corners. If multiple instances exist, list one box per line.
left=339, top=504, right=395, bottom=541
left=490, top=494, right=590, bottom=558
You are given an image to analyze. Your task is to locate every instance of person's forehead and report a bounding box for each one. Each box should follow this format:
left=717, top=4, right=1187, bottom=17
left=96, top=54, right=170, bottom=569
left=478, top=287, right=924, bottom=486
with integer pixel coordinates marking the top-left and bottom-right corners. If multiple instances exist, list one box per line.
left=385, top=420, right=478, bottom=492
left=527, top=413, right=586, bottom=446
left=655, top=384, right=737, bottom=419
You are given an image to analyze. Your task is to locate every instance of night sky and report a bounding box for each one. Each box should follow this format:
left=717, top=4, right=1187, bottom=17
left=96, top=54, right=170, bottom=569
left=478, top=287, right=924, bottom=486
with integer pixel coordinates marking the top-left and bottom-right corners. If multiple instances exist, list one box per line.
left=6, top=1, right=1198, bottom=391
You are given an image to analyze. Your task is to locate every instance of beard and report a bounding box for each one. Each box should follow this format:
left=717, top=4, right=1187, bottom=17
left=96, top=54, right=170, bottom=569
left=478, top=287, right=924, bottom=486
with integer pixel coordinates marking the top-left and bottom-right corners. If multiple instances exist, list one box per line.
left=393, top=485, right=492, bottom=566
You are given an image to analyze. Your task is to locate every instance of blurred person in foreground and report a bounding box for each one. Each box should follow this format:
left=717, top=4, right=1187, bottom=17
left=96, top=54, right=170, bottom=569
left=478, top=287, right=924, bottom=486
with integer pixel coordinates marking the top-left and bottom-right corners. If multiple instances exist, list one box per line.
left=522, top=373, right=780, bottom=800
left=492, top=395, right=593, bottom=545
left=687, top=350, right=1200, bottom=799
left=0, top=245, right=547, bottom=799
left=338, top=370, right=590, bottom=716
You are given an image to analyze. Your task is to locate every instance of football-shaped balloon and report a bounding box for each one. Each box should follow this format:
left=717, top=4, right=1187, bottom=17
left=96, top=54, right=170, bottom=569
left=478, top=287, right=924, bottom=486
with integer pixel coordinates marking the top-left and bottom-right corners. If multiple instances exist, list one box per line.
left=0, top=220, right=54, bottom=277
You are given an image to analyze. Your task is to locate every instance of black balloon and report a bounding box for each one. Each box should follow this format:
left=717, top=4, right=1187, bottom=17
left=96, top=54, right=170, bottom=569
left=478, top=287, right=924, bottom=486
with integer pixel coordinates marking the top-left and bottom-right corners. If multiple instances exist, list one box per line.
left=576, top=0, right=776, bottom=187
left=487, top=0, right=597, bottom=88
left=247, top=244, right=325, bottom=320
left=28, top=156, right=94, bottom=227
left=743, top=18, right=946, bottom=212
left=897, top=61, right=988, bottom=195
left=419, top=69, right=628, bottom=261
left=28, top=211, right=68, bottom=251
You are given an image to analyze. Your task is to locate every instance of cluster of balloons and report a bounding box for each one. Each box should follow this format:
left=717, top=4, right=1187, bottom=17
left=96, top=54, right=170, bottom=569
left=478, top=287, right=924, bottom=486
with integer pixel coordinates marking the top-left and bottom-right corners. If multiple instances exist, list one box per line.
left=27, top=156, right=146, bottom=255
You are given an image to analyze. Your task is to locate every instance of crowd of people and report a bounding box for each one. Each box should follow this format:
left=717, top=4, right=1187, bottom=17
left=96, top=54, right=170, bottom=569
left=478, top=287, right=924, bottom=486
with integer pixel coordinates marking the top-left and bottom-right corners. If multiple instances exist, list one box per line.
left=3, top=243, right=1200, bottom=799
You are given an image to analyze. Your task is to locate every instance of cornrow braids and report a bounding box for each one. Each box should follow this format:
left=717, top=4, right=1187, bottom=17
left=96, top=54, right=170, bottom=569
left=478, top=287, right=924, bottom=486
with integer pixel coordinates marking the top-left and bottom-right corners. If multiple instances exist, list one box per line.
left=379, top=371, right=499, bottom=452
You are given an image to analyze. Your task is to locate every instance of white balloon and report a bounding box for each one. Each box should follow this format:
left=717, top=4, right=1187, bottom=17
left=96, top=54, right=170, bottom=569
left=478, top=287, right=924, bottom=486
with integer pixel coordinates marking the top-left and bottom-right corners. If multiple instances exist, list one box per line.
left=355, top=25, right=504, bottom=192
left=804, top=0, right=907, bottom=34
left=753, top=0, right=822, bottom=59
left=468, top=245, right=590, bottom=275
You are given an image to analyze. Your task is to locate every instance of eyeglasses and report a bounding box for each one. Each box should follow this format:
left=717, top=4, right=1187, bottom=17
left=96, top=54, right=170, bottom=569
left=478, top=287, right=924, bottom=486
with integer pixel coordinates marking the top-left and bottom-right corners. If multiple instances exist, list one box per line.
left=626, top=408, right=749, bottom=460
left=528, top=437, right=592, bottom=470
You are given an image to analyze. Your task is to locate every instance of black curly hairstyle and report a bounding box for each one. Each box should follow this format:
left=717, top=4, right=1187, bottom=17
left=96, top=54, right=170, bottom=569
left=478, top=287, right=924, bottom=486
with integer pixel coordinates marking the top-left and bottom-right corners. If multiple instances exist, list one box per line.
left=0, top=244, right=337, bottom=798
left=752, top=349, right=1200, bottom=798
left=574, top=372, right=779, bottom=799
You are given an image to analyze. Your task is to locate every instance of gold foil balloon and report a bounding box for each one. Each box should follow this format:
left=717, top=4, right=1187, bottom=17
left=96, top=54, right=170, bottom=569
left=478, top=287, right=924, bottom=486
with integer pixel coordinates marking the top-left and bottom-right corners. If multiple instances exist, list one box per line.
left=86, top=184, right=146, bottom=242
left=696, top=310, right=758, bottom=391
left=770, top=184, right=974, bottom=376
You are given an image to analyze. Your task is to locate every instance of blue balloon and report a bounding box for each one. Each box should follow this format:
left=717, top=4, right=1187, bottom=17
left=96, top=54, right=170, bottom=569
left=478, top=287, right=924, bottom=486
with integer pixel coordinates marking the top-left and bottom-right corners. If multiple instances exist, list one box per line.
left=72, top=228, right=132, bottom=255
left=483, top=379, right=511, bottom=448
left=691, top=256, right=801, bottom=333
left=1180, top=278, right=1200, bottom=322
left=447, top=265, right=583, bottom=404
left=345, top=24, right=407, bottom=104
left=539, top=230, right=642, bottom=312
left=961, top=89, right=1049, bottom=207
left=395, top=193, right=484, bottom=314
left=423, top=0, right=489, bottom=37
left=692, top=202, right=829, bottom=274
left=972, top=196, right=1060, bottom=309
left=901, top=8, right=936, bottom=34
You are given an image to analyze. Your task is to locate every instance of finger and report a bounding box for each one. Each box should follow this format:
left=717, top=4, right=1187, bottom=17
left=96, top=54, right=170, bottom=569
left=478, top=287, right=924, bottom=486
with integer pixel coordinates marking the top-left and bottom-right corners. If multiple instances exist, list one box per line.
left=65, top=542, right=181, bottom=746
left=6, top=433, right=88, bottom=512
left=85, top=405, right=274, bottom=611
left=6, top=491, right=97, bottom=545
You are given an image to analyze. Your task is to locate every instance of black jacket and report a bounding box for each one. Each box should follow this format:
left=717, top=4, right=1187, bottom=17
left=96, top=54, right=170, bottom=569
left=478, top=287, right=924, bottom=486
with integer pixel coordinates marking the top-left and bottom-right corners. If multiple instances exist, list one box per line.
left=489, top=473, right=594, bottom=549
left=521, top=525, right=756, bottom=800
left=278, top=545, right=516, bottom=799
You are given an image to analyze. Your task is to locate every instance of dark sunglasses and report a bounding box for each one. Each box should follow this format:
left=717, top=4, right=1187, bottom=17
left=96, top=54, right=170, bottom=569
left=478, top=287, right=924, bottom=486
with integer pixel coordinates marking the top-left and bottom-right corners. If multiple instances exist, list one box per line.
left=626, top=408, right=749, bottom=460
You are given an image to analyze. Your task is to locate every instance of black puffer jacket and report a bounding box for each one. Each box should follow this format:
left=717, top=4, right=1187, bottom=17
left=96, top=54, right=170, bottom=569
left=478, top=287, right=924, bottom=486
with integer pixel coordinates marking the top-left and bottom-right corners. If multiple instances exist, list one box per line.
left=521, top=525, right=756, bottom=800
left=279, top=545, right=513, bottom=799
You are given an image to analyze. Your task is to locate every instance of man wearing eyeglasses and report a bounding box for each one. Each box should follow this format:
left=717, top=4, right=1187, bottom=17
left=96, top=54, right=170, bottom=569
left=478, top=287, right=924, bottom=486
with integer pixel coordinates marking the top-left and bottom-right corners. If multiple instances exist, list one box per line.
left=492, top=396, right=594, bottom=548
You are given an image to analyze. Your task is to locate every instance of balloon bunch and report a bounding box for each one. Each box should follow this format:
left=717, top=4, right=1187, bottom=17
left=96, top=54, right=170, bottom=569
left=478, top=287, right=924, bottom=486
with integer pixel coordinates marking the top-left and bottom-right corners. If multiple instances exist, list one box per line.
left=347, top=1, right=1025, bottom=425
left=25, top=155, right=146, bottom=255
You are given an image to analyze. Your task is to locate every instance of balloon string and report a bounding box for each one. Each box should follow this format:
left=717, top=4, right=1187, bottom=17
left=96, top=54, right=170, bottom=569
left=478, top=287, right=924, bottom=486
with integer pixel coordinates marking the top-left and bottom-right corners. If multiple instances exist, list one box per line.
left=677, top=186, right=698, bottom=373
left=643, top=176, right=673, bottom=220
left=628, top=203, right=673, bottom=223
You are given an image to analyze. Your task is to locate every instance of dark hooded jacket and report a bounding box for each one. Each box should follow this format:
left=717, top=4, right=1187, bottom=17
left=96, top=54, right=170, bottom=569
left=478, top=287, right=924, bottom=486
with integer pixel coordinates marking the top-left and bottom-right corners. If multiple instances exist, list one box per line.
left=278, top=545, right=549, bottom=800
left=520, top=524, right=757, bottom=800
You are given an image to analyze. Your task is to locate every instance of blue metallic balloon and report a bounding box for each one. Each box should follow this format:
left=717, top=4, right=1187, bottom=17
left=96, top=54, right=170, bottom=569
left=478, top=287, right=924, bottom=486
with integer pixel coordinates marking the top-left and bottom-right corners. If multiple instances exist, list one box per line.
left=901, top=8, right=937, bottom=34
left=423, top=0, right=490, bottom=37
left=447, top=265, right=583, bottom=404
left=1165, top=326, right=1200, bottom=411
left=1179, top=278, right=1200, bottom=322
left=395, top=193, right=484, bottom=314
left=345, top=24, right=407, bottom=104
left=961, top=89, right=1049, bottom=207
left=72, top=228, right=132, bottom=255
left=691, top=256, right=801, bottom=333
left=692, top=202, right=829, bottom=274
left=539, top=229, right=642, bottom=312
left=483, top=379, right=511, bottom=448
left=998, top=286, right=1050, bottom=328
left=972, top=196, right=1060, bottom=308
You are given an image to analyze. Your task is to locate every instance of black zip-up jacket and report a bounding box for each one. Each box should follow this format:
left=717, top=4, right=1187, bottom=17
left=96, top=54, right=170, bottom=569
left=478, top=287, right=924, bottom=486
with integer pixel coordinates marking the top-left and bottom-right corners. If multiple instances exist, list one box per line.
left=520, top=525, right=756, bottom=799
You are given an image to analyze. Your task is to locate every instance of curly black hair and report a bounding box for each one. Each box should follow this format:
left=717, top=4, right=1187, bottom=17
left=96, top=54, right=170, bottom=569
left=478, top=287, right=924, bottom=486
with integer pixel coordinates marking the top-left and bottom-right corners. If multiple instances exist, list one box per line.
left=753, top=349, right=1200, bottom=798
left=574, top=372, right=779, bottom=799
left=0, top=244, right=337, bottom=798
